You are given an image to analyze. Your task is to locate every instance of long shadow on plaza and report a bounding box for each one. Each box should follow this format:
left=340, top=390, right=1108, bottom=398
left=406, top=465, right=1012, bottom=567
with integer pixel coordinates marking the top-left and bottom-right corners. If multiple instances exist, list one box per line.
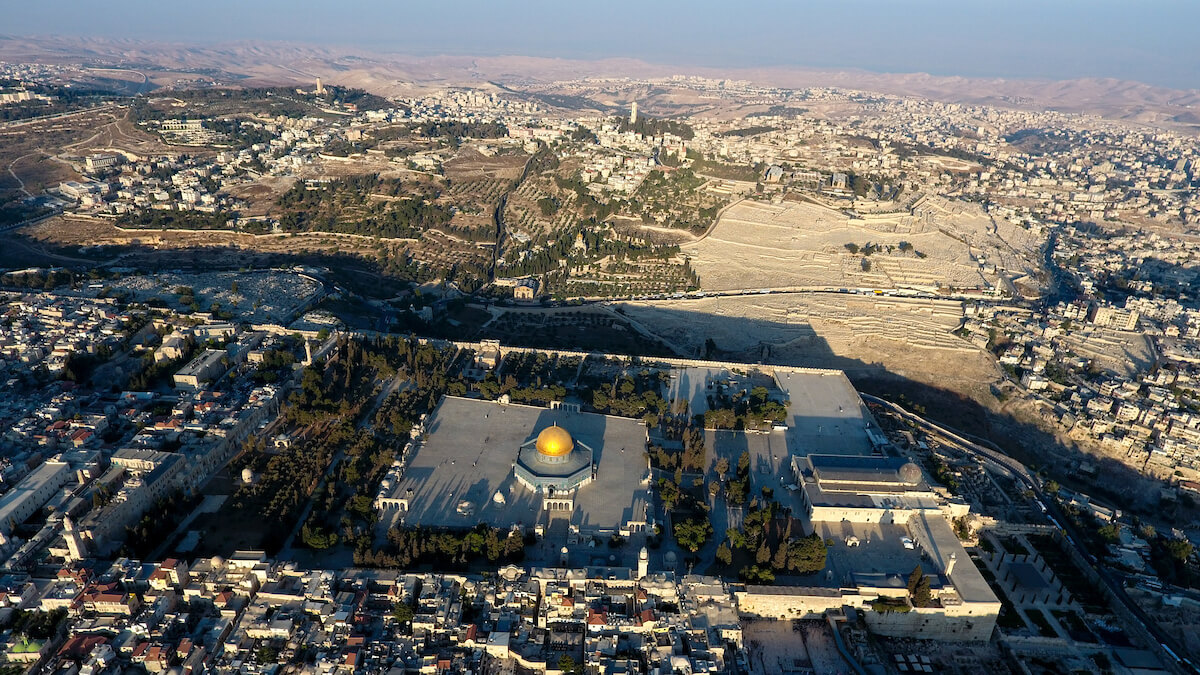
left=586, top=302, right=1183, bottom=522
left=11, top=232, right=1182, bottom=522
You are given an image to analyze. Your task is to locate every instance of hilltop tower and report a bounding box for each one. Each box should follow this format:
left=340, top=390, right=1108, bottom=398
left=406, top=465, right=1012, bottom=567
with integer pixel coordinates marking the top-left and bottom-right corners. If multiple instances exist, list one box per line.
left=315, top=77, right=325, bottom=95
left=630, top=101, right=638, bottom=124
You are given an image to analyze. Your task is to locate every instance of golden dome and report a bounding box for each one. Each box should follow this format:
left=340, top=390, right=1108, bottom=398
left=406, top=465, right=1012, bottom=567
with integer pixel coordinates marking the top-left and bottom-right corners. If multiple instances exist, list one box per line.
left=535, top=425, right=574, bottom=458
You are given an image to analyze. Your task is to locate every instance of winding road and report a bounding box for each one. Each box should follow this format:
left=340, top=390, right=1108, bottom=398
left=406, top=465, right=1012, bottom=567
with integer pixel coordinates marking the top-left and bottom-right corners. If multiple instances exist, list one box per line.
left=863, top=393, right=1197, bottom=673
left=6, top=152, right=36, bottom=197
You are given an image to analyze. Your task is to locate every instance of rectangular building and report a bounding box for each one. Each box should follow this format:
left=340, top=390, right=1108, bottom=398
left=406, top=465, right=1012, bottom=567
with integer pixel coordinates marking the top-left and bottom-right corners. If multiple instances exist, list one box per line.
left=0, top=460, right=71, bottom=536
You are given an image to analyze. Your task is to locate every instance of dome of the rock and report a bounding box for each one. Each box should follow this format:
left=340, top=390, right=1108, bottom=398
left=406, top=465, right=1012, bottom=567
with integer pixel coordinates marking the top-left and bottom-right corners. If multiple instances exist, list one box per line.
left=535, top=425, right=574, bottom=458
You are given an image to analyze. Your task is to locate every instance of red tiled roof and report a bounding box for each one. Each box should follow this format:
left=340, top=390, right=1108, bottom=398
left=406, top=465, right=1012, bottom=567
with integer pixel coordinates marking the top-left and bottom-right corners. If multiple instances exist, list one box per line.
left=58, top=635, right=109, bottom=660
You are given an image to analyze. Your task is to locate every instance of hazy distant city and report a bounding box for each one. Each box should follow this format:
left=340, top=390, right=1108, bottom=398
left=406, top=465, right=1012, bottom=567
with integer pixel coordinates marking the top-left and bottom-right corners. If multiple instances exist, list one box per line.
left=0, top=5, right=1199, bottom=675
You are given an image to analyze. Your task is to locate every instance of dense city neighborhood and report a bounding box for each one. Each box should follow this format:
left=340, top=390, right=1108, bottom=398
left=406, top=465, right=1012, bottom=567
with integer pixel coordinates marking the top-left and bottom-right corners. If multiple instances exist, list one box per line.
left=1, top=33, right=1200, bottom=675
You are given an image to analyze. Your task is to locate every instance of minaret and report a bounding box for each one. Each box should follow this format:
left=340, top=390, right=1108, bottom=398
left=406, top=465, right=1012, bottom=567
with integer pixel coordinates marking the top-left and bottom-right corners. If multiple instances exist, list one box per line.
left=304, top=339, right=314, bottom=366
left=637, top=546, right=649, bottom=579
left=630, top=101, right=638, bottom=124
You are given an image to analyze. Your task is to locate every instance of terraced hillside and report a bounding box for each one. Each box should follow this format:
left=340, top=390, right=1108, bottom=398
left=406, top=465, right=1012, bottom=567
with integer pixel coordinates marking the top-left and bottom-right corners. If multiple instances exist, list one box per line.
left=684, top=196, right=1042, bottom=296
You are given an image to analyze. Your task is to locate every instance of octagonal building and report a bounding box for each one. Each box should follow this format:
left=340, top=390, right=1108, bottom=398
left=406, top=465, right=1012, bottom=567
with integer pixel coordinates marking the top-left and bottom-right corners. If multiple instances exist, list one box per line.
left=515, top=425, right=596, bottom=508
left=375, top=397, right=650, bottom=536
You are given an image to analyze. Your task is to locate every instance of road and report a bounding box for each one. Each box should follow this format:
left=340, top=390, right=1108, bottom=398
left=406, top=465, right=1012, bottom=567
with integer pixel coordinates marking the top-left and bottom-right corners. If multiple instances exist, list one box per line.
left=6, top=152, right=39, bottom=198
left=83, top=67, right=151, bottom=96
left=863, top=393, right=1197, bottom=673
left=588, top=284, right=1013, bottom=309
left=0, top=103, right=121, bottom=131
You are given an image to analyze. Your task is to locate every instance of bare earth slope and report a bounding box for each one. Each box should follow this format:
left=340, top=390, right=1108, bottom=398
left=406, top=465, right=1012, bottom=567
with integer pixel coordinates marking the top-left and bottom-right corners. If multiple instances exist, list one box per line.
left=685, top=196, right=1042, bottom=294
left=614, top=292, right=997, bottom=396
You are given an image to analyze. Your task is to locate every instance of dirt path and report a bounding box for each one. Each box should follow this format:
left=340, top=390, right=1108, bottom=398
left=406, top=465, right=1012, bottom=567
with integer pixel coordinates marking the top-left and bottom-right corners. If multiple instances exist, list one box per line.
left=0, top=103, right=120, bottom=131
left=6, top=152, right=38, bottom=197
left=689, top=195, right=746, bottom=244
left=609, top=214, right=703, bottom=241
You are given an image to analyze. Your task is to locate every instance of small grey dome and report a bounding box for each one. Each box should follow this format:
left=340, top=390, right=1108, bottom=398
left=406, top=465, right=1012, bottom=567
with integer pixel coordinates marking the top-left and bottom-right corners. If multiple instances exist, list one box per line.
left=898, top=462, right=923, bottom=486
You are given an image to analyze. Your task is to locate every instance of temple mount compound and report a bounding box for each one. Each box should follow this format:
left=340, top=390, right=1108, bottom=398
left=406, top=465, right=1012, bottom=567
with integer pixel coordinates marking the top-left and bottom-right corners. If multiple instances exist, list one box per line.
left=375, top=397, right=651, bottom=537
left=375, top=357, right=1000, bottom=642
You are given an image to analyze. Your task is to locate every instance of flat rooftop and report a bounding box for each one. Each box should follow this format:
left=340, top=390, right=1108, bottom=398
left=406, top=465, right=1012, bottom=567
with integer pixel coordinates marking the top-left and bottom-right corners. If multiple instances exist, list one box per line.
left=813, top=520, right=924, bottom=588
left=391, top=397, right=649, bottom=531
left=0, top=460, right=71, bottom=535
left=809, top=454, right=920, bottom=486
left=908, top=512, right=997, bottom=604
left=176, top=349, right=225, bottom=376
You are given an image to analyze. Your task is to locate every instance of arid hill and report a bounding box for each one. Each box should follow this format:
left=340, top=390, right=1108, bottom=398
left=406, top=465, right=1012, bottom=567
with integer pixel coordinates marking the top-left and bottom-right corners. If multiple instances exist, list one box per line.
left=3, top=35, right=1199, bottom=129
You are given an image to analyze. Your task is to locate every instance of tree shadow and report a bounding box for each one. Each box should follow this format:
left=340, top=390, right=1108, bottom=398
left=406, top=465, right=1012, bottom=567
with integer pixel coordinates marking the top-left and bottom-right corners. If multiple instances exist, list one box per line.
left=7, top=230, right=1180, bottom=522
left=584, top=302, right=1179, bottom=522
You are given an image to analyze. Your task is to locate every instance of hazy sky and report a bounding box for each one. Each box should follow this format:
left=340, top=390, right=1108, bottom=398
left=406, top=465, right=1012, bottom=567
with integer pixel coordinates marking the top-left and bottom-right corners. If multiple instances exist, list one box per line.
left=7, top=0, right=1200, bottom=90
